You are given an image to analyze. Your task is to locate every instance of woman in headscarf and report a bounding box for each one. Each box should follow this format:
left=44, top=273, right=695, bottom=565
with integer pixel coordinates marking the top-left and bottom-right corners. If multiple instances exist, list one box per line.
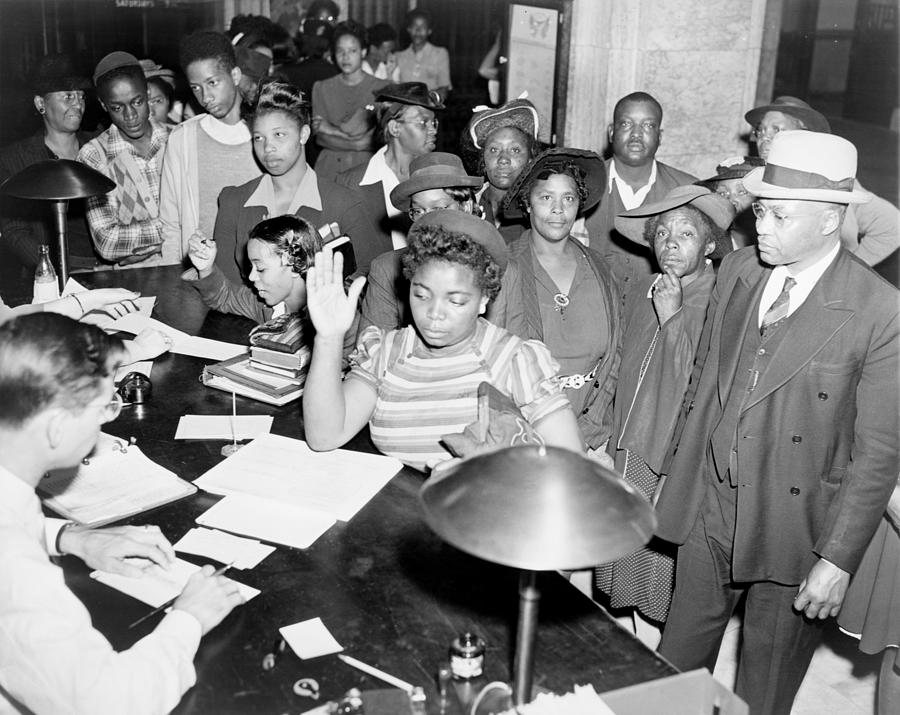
left=594, top=186, right=734, bottom=644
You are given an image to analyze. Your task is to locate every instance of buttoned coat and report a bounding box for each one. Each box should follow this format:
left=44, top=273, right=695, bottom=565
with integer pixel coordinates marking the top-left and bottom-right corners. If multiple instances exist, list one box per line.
left=655, top=246, right=900, bottom=584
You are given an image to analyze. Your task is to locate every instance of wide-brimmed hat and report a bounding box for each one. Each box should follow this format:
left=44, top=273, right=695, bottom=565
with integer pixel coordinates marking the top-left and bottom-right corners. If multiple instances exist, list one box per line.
left=696, top=156, right=765, bottom=188
left=615, top=185, right=735, bottom=260
left=502, top=147, right=606, bottom=219
left=390, top=152, right=484, bottom=211
left=743, top=131, right=871, bottom=204
left=744, top=96, right=830, bottom=133
left=32, top=53, right=90, bottom=95
left=93, top=51, right=141, bottom=86
left=374, top=82, right=445, bottom=110
left=411, top=210, right=508, bottom=269
left=468, top=97, right=539, bottom=150
left=139, top=59, right=176, bottom=88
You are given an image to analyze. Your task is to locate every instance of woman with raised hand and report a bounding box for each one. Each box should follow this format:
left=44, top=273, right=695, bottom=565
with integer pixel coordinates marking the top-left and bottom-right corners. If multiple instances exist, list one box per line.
left=302, top=210, right=582, bottom=472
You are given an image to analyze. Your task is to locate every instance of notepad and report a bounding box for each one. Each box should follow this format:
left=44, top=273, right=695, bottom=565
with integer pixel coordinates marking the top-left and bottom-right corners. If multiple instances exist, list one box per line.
left=91, top=557, right=259, bottom=608
left=39, top=433, right=197, bottom=527
left=193, top=433, right=402, bottom=522
left=108, top=313, right=247, bottom=362
left=196, top=494, right=335, bottom=550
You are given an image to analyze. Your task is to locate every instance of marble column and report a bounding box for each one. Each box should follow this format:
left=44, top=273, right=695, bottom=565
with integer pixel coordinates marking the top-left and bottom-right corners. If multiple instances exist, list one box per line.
left=564, top=0, right=772, bottom=178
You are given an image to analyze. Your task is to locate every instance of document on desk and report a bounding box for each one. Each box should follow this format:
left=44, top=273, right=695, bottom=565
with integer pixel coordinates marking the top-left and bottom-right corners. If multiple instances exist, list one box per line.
left=107, top=313, right=247, bottom=362
left=174, top=527, right=276, bottom=570
left=196, top=494, right=335, bottom=550
left=175, top=414, right=274, bottom=441
left=193, top=433, right=402, bottom=522
left=91, top=557, right=259, bottom=608
left=39, top=433, right=197, bottom=527
left=64, top=277, right=156, bottom=328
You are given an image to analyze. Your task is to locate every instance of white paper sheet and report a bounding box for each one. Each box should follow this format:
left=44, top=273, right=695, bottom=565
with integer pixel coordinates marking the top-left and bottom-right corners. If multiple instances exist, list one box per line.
left=279, top=617, right=343, bottom=659
left=196, top=493, right=335, bottom=549
left=175, top=415, right=273, bottom=441
left=91, top=557, right=259, bottom=607
left=108, top=313, right=247, bottom=361
left=173, top=527, right=275, bottom=570
left=193, top=433, right=401, bottom=522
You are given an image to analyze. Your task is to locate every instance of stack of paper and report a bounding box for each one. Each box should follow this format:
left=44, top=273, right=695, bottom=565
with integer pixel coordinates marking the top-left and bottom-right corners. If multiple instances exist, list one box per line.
left=192, top=434, right=402, bottom=548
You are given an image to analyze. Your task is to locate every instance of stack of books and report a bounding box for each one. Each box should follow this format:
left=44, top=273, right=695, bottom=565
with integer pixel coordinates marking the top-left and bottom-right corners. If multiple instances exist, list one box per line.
left=202, top=333, right=311, bottom=406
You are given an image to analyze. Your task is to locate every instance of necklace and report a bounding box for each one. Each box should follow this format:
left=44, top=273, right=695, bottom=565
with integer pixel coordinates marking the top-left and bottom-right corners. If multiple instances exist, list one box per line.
left=553, top=292, right=570, bottom=317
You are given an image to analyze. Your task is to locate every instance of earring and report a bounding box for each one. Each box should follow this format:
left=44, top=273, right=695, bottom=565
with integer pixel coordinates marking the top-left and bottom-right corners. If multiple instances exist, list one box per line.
left=38, top=107, right=45, bottom=114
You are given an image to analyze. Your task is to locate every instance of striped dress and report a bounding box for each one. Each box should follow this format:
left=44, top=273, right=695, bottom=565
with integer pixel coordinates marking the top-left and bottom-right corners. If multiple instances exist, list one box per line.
left=347, top=318, right=570, bottom=471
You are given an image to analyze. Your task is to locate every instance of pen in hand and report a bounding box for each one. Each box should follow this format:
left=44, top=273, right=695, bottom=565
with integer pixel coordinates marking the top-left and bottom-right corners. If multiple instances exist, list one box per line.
left=128, top=562, right=234, bottom=629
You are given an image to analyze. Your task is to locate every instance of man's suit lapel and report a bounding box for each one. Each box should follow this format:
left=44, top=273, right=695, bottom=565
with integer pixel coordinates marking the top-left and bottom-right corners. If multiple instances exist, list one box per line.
left=717, top=271, right=766, bottom=401
left=743, top=256, right=854, bottom=411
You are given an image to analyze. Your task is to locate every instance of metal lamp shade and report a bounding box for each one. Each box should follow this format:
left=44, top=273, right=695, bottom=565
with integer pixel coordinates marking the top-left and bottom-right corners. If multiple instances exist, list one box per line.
left=419, top=445, right=657, bottom=572
left=0, top=160, right=113, bottom=200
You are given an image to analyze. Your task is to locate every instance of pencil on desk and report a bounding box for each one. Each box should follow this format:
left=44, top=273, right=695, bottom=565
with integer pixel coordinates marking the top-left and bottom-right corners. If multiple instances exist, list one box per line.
left=336, top=653, right=414, bottom=693
left=128, top=562, right=233, bottom=629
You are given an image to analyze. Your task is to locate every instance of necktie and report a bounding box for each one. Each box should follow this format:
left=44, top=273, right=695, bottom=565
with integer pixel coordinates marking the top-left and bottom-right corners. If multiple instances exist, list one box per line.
left=760, top=276, right=797, bottom=336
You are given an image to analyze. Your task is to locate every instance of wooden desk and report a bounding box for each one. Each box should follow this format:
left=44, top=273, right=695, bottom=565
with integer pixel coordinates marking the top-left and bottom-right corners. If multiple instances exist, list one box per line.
left=63, top=266, right=675, bottom=714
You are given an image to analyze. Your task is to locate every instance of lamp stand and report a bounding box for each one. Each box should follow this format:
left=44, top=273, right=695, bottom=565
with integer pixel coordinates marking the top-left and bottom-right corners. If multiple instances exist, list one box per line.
left=51, top=199, right=70, bottom=289
left=513, top=570, right=540, bottom=706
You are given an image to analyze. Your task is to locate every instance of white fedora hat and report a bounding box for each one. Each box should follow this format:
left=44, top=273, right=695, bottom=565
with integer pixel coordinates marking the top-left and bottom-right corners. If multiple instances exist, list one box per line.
left=743, top=131, right=871, bottom=204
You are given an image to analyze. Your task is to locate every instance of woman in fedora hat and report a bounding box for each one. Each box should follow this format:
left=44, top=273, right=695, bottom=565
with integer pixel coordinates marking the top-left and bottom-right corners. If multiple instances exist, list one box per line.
left=594, top=186, right=734, bottom=642
left=302, top=210, right=583, bottom=471
left=0, top=53, right=99, bottom=275
left=336, top=81, right=444, bottom=258
left=462, top=97, right=541, bottom=243
left=500, top=148, right=622, bottom=457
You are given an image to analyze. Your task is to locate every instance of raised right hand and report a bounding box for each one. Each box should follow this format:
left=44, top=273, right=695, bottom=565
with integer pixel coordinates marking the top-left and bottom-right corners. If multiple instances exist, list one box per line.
left=305, top=247, right=366, bottom=339
left=187, top=232, right=217, bottom=277
left=173, top=565, right=245, bottom=635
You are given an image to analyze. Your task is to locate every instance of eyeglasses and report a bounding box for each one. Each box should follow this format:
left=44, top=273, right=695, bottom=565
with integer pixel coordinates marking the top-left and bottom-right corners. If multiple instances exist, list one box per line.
left=751, top=202, right=823, bottom=228
left=408, top=204, right=453, bottom=221
left=395, top=117, right=439, bottom=131
left=81, top=391, right=124, bottom=423
left=751, top=124, right=781, bottom=141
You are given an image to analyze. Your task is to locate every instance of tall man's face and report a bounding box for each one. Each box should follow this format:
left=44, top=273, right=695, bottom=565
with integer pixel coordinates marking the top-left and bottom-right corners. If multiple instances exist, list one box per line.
left=753, top=199, right=841, bottom=272
left=186, top=59, right=241, bottom=121
left=608, top=100, right=662, bottom=168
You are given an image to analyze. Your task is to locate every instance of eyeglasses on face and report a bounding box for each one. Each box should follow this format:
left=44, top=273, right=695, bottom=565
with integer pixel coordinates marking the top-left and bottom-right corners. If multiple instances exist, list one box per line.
left=751, top=202, right=823, bottom=227
left=80, top=391, right=124, bottom=423
left=395, top=117, right=439, bottom=131
left=408, top=204, right=454, bottom=221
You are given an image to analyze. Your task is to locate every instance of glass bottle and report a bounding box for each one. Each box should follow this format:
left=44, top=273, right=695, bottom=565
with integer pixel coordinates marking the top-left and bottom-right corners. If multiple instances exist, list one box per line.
left=32, top=244, right=59, bottom=304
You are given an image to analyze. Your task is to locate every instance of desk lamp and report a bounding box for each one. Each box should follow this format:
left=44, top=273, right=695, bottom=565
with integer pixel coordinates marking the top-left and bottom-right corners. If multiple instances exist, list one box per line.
left=419, top=445, right=656, bottom=710
left=1, top=159, right=114, bottom=288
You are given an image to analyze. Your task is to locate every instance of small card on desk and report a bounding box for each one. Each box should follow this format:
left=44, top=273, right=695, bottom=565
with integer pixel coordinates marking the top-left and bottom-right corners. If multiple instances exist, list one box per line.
left=174, top=414, right=273, bottom=441
left=279, top=617, right=343, bottom=659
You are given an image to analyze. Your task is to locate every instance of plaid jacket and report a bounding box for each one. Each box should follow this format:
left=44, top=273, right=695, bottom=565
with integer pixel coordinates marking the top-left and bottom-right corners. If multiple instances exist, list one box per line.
left=77, top=121, right=171, bottom=262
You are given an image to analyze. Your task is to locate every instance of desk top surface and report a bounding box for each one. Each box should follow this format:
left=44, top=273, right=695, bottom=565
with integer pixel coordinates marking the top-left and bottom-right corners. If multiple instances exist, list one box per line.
left=62, top=266, right=674, bottom=714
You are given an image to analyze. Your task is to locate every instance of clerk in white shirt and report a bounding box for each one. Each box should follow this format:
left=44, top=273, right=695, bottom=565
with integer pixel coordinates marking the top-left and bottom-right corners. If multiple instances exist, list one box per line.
left=0, top=313, right=243, bottom=715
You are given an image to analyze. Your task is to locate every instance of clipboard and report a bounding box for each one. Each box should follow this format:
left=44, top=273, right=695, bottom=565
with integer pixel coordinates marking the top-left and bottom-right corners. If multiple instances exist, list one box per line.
left=39, top=433, right=196, bottom=527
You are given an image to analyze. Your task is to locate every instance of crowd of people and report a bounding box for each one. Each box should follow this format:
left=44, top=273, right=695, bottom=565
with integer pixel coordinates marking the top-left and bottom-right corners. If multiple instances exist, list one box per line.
left=0, top=6, right=898, bottom=715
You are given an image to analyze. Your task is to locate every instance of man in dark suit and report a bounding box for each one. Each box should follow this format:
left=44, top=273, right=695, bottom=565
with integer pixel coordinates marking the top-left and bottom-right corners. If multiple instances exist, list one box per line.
left=581, top=91, right=696, bottom=298
left=655, top=131, right=900, bottom=714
